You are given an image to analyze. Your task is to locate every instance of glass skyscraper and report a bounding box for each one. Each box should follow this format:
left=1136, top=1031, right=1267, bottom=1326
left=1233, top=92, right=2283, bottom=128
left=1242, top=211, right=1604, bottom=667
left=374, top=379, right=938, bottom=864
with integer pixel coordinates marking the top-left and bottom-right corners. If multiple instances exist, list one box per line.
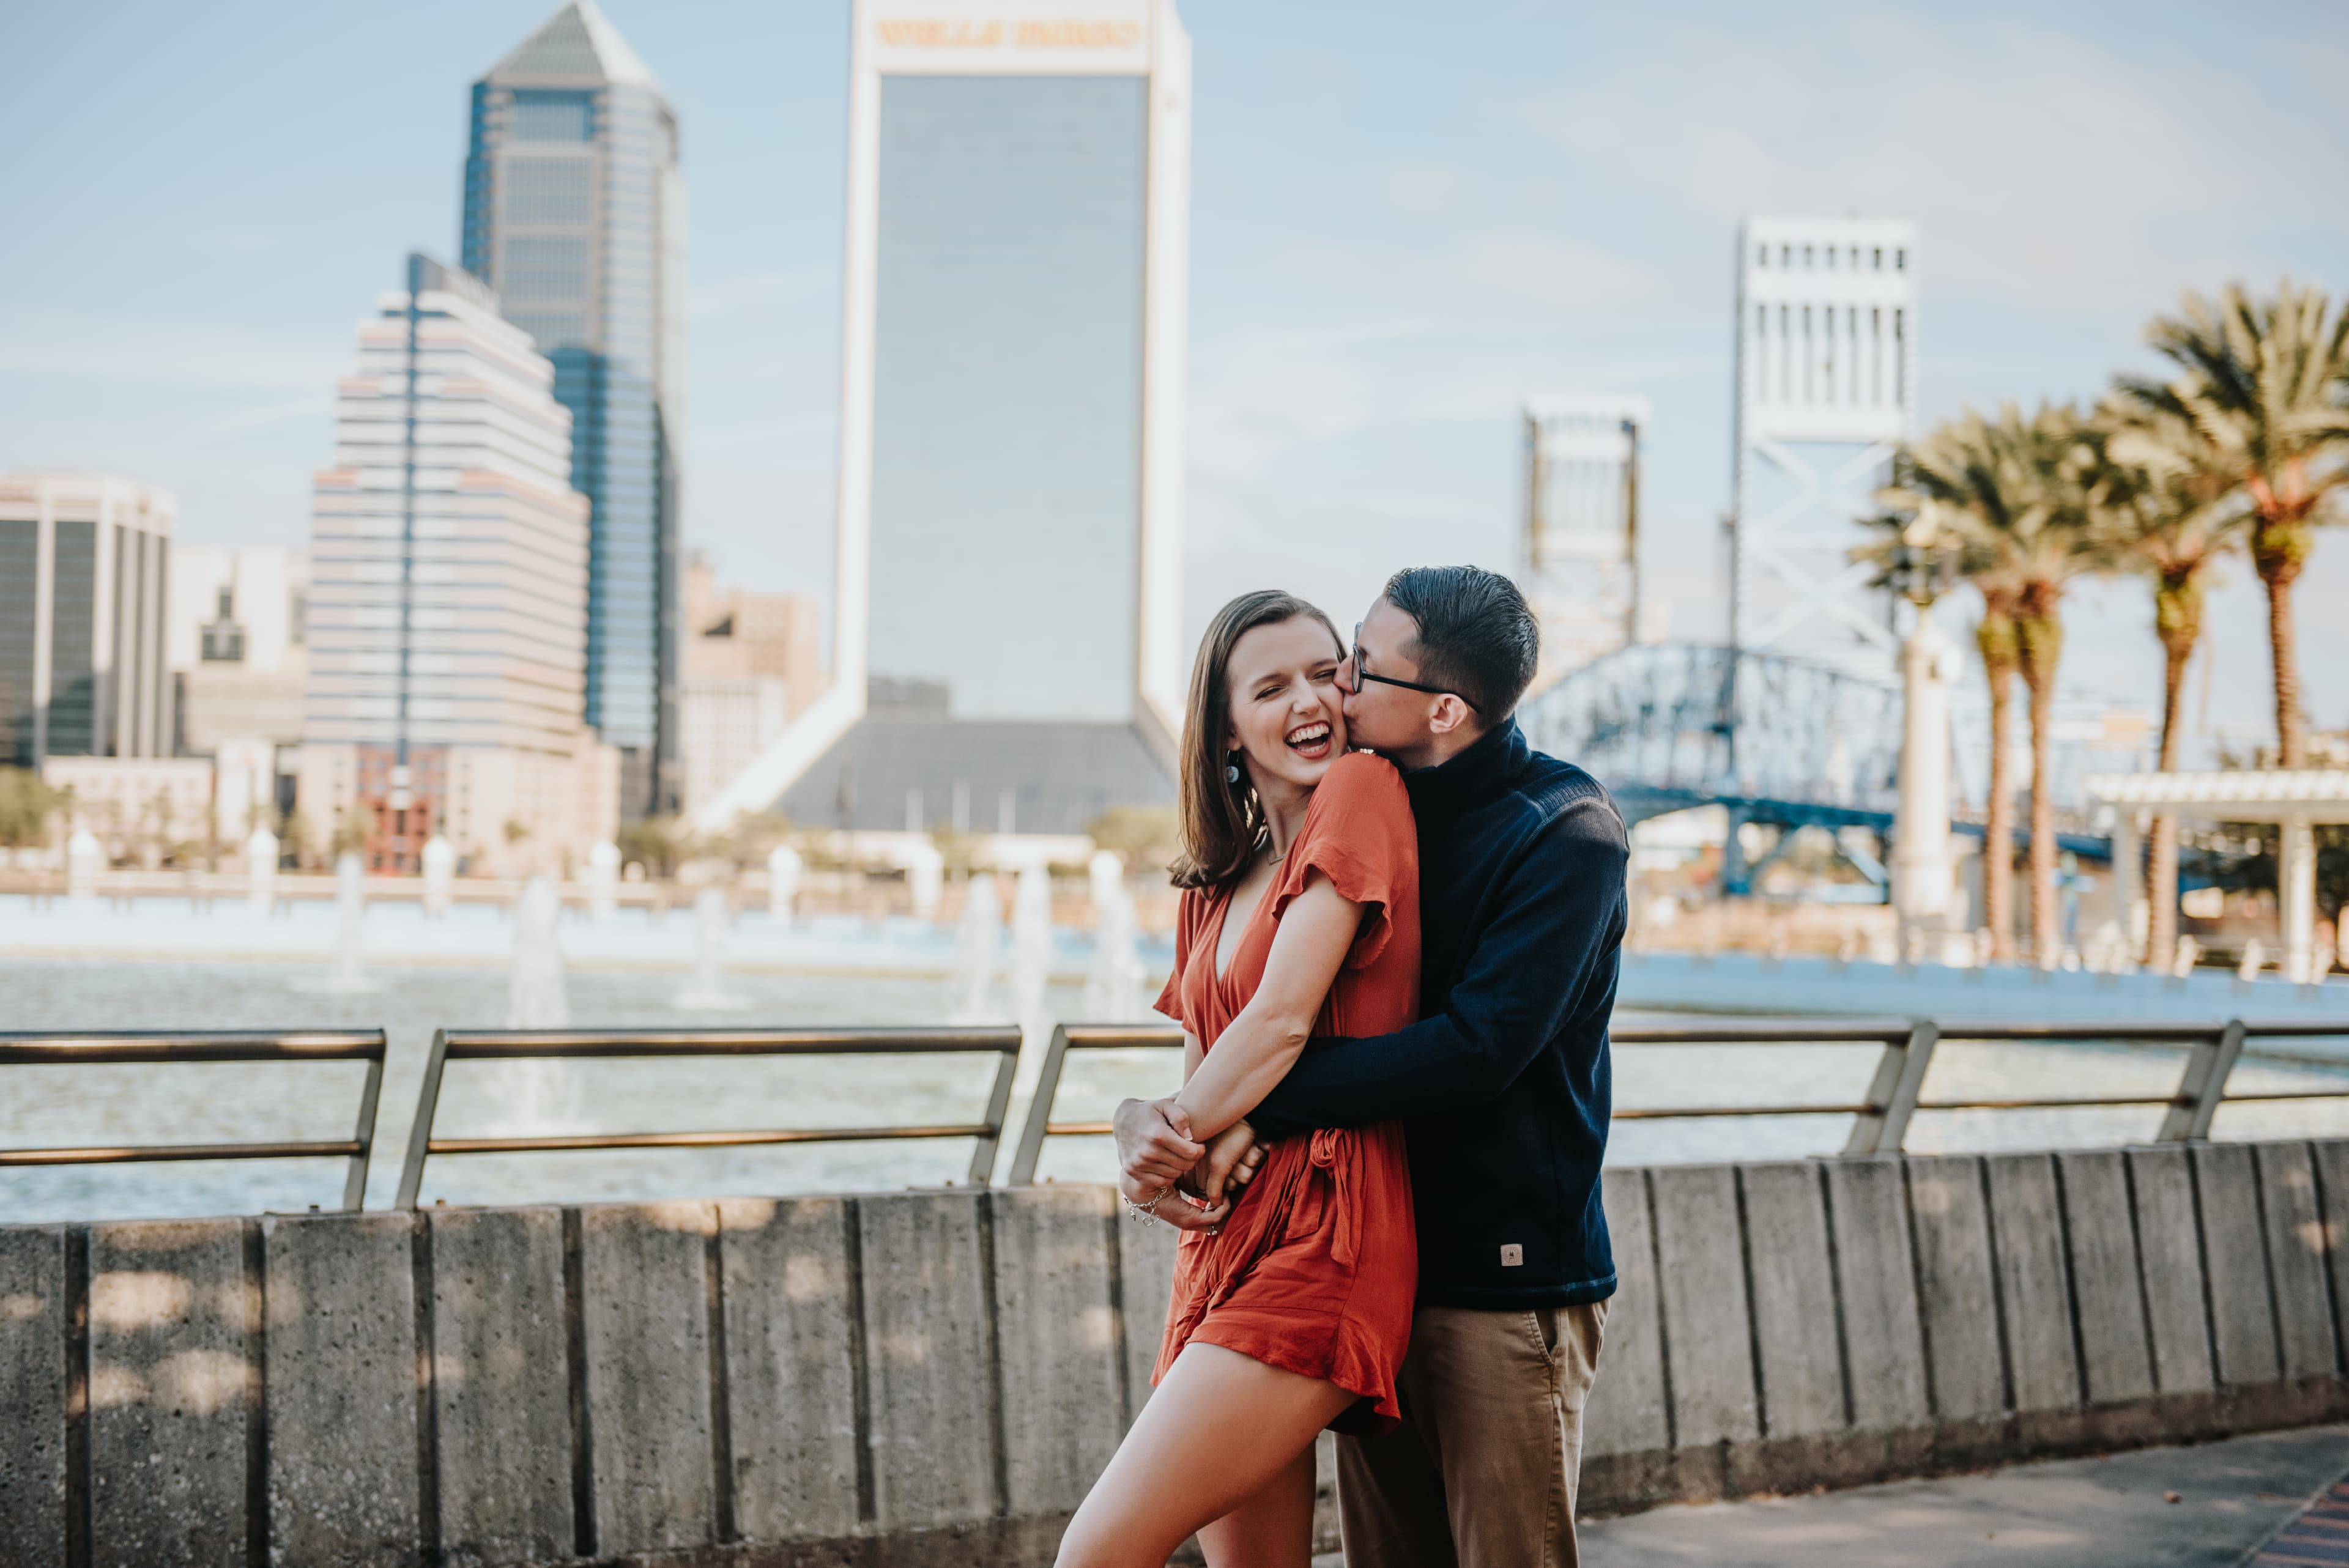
left=696, top=1, right=1192, bottom=835
left=463, top=1, right=684, bottom=817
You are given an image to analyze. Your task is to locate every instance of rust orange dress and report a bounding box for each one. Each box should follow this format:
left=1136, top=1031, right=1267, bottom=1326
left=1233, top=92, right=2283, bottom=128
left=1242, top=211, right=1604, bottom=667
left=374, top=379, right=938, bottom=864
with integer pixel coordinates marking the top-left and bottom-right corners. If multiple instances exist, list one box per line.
left=1151, top=750, right=1420, bottom=1435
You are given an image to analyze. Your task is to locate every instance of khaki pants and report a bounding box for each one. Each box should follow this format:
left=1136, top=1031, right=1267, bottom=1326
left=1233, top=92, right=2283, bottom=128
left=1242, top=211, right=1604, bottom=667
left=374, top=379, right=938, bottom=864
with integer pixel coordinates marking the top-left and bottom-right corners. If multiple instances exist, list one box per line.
left=1337, top=1300, right=1608, bottom=1568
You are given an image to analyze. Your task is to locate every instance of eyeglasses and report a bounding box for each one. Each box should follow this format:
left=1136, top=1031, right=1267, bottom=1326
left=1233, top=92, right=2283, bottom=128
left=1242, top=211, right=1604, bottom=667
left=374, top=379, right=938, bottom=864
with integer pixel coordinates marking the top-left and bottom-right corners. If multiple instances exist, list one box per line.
left=1344, top=624, right=1482, bottom=713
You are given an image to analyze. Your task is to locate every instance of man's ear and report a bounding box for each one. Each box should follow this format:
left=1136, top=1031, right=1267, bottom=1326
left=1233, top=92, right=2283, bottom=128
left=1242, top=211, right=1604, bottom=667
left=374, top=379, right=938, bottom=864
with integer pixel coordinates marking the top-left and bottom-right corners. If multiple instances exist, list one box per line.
left=1428, top=695, right=1475, bottom=738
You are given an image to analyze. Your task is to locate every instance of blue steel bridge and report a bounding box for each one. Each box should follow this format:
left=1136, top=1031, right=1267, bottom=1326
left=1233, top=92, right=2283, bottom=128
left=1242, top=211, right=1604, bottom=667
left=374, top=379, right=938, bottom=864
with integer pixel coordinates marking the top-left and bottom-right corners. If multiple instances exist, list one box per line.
left=1516, top=643, right=2112, bottom=901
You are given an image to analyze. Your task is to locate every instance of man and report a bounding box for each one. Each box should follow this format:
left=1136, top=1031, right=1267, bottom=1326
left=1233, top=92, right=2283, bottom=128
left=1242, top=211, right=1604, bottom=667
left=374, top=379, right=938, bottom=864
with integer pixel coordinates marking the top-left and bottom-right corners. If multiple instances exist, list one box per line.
left=1115, top=564, right=1628, bottom=1567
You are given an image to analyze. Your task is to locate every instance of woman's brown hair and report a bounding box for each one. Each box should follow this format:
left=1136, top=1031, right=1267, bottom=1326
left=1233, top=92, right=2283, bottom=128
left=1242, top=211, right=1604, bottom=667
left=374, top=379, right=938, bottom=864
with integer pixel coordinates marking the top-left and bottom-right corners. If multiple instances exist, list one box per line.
left=1168, top=590, right=1346, bottom=890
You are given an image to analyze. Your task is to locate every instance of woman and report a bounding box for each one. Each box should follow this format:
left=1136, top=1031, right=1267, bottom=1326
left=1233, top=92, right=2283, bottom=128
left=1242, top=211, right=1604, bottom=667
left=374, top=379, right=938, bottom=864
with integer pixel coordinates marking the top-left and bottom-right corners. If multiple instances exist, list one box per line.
left=1056, top=590, right=1420, bottom=1568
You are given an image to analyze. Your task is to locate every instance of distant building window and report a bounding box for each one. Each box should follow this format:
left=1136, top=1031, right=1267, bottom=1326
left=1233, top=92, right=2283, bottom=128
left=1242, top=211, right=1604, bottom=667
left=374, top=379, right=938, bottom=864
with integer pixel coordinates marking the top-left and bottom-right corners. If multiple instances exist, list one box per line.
left=511, top=91, right=593, bottom=143
left=503, top=158, right=593, bottom=224
left=200, top=616, right=247, bottom=661
left=502, top=236, right=588, bottom=301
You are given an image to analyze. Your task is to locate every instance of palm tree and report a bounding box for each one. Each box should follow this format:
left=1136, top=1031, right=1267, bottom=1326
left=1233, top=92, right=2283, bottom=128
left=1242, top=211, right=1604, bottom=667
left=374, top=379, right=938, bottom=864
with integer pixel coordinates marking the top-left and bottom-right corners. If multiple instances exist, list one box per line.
left=2090, top=398, right=2247, bottom=967
left=2115, top=283, right=2349, bottom=768
left=1883, top=404, right=2108, bottom=961
left=1877, top=413, right=2024, bottom=960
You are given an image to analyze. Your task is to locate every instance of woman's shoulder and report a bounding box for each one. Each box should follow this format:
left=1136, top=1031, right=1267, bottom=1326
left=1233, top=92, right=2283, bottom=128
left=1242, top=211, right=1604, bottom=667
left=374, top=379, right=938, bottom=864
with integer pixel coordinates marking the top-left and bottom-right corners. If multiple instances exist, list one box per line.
left=1318, top=750, right=1411, bottom=813
left=1173, top=879, right=1231, bottom=936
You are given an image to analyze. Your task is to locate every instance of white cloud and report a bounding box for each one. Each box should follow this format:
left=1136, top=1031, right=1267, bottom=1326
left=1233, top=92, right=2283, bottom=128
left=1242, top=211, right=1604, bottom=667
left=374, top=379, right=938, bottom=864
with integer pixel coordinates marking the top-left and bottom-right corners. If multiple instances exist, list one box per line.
left=1521, top=13, right=2349, bottom=316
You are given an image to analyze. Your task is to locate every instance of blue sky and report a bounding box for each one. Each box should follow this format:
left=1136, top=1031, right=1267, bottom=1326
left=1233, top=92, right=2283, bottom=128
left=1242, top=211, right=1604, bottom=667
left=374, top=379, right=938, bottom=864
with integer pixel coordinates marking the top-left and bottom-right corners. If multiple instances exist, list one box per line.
left=3, top=1, right=2345, bottom=753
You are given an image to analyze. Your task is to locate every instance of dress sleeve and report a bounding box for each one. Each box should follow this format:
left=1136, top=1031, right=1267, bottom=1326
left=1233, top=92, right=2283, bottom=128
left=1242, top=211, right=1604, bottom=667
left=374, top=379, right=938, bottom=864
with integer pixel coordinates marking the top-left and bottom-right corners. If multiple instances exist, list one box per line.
left=1268, top=752, right=1416, bottom=971
left=1154, top=888, right=1200, bottom=1027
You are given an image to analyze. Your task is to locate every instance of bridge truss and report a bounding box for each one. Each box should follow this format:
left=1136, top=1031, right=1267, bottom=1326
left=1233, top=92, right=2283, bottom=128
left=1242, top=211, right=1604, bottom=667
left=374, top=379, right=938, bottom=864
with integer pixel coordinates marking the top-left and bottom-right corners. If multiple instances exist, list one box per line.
left=1521, top=643, right=2107, bottom=902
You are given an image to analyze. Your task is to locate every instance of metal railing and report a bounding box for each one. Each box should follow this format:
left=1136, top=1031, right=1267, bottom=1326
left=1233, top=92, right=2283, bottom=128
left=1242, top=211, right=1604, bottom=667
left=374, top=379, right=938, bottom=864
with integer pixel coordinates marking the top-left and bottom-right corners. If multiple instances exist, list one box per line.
left=1004, top=1016, right=2349, bottom=1180
left=395, top=1026, right=1023, bottom=1208
left=1008, top=1024, right=1187, bottom=1184
left=0, top=1030, right=387, bottom=1210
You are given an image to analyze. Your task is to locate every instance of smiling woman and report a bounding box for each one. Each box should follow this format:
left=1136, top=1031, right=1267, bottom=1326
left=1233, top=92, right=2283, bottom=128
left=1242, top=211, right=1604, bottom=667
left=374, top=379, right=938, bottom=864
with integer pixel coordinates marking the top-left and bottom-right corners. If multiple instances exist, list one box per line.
left=1055, top=586, right=1423, bottom=1568
left=1170, top=590, right=1348, bottom=890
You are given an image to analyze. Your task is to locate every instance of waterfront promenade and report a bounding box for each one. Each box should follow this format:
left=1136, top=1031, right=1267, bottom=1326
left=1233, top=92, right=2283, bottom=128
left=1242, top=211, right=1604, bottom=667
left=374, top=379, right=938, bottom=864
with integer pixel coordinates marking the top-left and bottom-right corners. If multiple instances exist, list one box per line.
left=1568, top=1426, right=2349, bottom=1567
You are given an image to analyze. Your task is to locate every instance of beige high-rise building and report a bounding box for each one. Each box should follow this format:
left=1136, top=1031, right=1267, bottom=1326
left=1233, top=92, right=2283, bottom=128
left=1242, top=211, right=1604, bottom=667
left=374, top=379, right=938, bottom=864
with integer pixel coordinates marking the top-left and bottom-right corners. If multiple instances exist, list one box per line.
left=677, top=555, right=825, bottom=819
left=297, top=254, right=618, bottom=876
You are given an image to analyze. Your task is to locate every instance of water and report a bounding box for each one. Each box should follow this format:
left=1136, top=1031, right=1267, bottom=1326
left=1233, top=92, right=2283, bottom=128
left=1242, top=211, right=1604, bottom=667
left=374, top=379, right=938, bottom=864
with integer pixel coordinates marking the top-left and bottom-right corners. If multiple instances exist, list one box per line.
left=1, top=958, right=1065, bottom=1221
left=7, top=955, right=2349, bottom=1226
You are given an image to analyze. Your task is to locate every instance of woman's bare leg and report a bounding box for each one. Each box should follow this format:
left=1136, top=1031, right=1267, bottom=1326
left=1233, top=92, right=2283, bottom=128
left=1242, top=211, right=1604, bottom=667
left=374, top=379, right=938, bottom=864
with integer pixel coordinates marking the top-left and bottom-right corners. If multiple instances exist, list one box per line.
left=1197, top=1437, right=1320, bottom=1567
left=1055, top=1342, right=1354, bottom=1568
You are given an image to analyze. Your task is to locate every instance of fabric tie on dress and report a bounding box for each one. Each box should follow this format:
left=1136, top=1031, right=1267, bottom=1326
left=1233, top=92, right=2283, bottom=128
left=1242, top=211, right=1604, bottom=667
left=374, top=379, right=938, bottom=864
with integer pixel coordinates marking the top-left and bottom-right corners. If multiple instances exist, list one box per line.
left=1308, top=1130, right=1359, bottom=1267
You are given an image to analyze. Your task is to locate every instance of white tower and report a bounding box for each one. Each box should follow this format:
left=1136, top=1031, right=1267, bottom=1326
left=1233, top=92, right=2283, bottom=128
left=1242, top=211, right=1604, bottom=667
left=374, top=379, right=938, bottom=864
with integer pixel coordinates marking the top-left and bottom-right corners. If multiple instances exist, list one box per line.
left=1730, top=217, right=1919, bottom=678
left=1520, top=396, right=1649, bottom=689
left=695, top=0, right=1191, bottom=835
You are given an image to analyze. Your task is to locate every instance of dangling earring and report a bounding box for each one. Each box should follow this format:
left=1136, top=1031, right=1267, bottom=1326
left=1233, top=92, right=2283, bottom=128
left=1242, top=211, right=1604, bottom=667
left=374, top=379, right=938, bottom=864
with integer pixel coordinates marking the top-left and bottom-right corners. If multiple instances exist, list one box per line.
left=1225, top=754, right=1242, bottom=785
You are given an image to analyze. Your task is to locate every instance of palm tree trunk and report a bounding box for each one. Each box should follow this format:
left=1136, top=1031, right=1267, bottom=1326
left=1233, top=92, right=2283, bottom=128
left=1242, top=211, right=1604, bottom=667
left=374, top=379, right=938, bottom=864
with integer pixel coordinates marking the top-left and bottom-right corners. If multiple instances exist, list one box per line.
left=2017, top=603, right=2065, bottom=966
left=2147, top=576, right=2199, bottom=969
left=1979, top=610, right=2019, bottom=963
left=2254, top=517, right=2307, bottom=769
left=2025, top=669, right=2059, bottom=963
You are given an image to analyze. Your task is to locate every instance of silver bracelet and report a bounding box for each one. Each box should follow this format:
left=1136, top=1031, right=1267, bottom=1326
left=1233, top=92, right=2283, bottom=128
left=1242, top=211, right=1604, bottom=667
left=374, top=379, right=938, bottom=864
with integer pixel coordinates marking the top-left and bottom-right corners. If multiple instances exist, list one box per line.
left=1123, top=1185, right=1171, bottom=1225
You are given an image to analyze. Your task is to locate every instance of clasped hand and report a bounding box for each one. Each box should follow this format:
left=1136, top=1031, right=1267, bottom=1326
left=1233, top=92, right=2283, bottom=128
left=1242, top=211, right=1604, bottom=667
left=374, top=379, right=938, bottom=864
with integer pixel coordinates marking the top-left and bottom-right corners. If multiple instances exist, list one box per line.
left=1111, top=1096, right=1265, bottom=1232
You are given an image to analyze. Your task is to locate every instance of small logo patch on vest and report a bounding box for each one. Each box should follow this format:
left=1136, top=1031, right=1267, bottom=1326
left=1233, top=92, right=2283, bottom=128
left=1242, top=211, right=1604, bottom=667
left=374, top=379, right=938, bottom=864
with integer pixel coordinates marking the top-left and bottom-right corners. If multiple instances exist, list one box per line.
left=1499, top=1243, right=1524, bottom=1267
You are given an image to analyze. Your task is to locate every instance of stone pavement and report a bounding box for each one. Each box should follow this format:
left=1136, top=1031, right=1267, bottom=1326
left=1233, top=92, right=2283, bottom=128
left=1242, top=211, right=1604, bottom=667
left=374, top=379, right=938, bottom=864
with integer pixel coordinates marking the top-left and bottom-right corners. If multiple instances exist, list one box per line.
left=1310, top=1426, right=2349, bottom=1567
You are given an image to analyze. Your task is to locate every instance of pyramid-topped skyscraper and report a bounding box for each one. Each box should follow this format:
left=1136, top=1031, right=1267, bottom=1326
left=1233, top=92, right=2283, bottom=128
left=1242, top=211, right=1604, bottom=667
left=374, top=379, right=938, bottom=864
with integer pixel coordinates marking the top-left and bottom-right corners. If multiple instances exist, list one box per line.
left=464, top=1, right=683, bottom=818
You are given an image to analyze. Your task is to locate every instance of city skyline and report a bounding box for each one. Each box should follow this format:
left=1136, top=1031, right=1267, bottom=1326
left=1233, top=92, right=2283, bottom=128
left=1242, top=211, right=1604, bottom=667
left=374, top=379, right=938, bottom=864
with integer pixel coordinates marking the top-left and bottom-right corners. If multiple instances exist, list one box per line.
left=2, top=2, right=2344, bottom=763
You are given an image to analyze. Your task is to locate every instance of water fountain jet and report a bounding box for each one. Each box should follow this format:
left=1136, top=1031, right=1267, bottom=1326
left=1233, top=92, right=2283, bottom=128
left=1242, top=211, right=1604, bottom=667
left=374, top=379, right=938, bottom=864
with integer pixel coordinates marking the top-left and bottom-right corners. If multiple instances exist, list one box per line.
left=506, top=875, right=570, bottom=1028
left=67, top=829, right=101, bottom=912
left=951, top=871, right=1004, bottom=1021
left=246, top=827, right=278, bottom=916
left=675, top=887, right=748, bottom=1010
left=313, top=851, right=379, bottom=993
left=768, top=844, right=802, bottom=923
left=422, top=835, right=455, bottom=919
left=587, top=841, right=619, bottom=920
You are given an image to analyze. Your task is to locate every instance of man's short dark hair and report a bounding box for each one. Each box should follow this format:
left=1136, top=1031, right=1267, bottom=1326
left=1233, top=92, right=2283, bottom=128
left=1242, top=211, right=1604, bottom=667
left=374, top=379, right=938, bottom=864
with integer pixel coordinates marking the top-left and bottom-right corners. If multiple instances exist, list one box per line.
left=1381, top=565, right=1540, bottom=722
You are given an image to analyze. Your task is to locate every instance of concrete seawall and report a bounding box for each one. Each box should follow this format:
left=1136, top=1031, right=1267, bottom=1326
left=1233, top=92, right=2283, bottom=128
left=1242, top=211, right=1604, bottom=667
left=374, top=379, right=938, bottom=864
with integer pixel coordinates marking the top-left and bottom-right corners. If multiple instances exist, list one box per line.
left=8, top=1141, right=2349, bottom=1566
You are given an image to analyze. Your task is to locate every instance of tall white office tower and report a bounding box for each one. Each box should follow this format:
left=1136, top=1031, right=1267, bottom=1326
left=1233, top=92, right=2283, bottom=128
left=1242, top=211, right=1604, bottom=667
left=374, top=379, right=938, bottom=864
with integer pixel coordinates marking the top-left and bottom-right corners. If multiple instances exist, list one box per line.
left=1730, top=217, right=1919, bottom=679
left=696, top=0, right=1190, bottom=837
left=1520, top=396, right=1650, bottom=692
left=300, top=256, right=617, bottom=875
